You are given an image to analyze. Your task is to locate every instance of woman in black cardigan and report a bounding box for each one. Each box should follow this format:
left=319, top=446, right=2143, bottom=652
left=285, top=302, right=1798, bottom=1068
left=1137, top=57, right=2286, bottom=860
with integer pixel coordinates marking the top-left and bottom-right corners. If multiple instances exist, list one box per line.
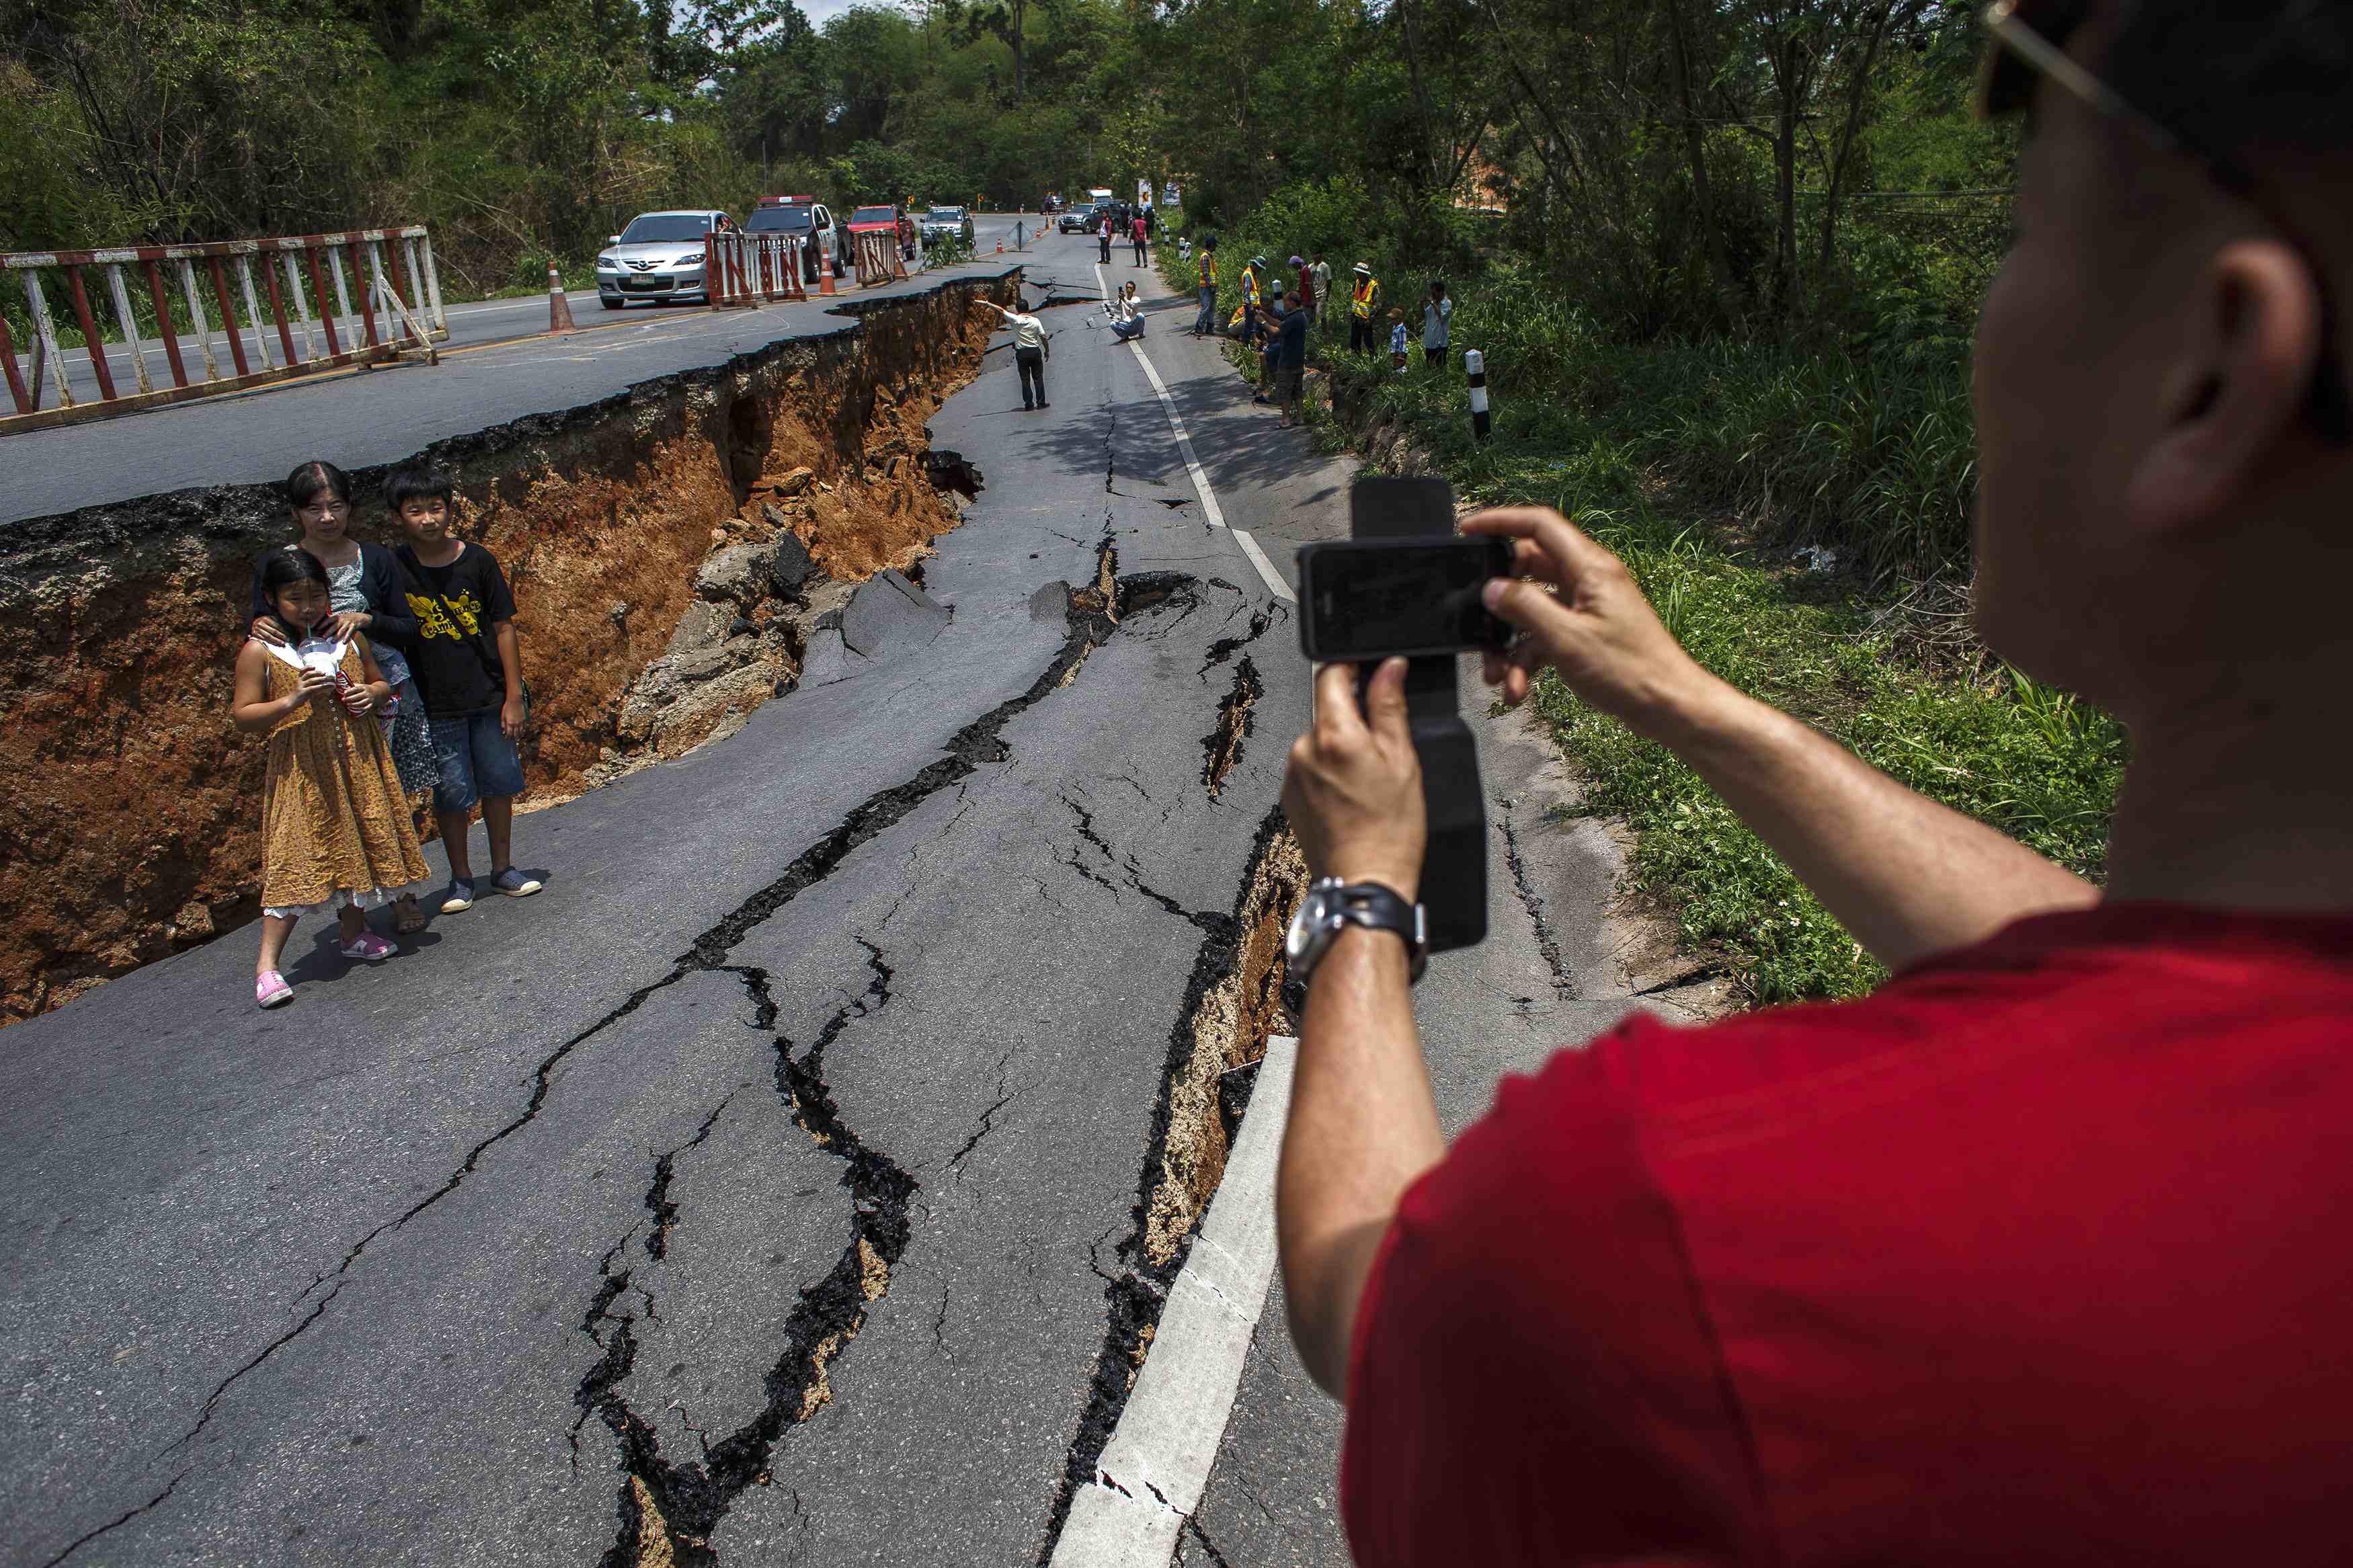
left=247, top=460, right=440, bottom=932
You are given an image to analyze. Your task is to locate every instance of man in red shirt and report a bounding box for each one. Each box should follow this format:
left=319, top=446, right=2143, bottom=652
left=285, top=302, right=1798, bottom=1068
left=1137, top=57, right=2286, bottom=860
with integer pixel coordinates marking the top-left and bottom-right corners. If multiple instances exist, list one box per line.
left=1275, top=3, right=2353, bottom=1563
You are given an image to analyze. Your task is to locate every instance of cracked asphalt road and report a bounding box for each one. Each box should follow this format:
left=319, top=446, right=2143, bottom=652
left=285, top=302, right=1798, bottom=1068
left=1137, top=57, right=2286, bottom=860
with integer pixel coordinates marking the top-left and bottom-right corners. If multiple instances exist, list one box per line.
left=3, top=235, right=1714, bottom=1567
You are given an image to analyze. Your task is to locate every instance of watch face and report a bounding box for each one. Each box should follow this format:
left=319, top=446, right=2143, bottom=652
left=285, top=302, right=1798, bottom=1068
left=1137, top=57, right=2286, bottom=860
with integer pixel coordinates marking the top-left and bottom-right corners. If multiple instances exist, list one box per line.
left=1285, top=886, right=1330, bottom=963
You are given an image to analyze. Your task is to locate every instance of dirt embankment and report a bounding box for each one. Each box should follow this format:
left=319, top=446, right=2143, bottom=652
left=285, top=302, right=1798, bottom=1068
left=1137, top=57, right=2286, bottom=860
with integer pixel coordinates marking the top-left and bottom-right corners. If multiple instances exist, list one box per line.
left=0, top=276, right=1018, bottom=1024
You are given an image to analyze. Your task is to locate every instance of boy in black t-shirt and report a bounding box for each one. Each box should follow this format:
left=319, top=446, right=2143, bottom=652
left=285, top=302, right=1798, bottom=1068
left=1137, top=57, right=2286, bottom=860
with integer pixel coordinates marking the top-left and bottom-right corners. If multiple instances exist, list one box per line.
left=386, top=466, right=543, bottom=913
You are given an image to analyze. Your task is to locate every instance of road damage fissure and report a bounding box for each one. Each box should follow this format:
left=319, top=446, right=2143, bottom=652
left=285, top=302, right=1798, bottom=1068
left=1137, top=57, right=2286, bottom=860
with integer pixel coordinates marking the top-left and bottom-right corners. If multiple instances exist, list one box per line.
left=91, top=538, right=1201, bottom=1565
left=1499, top=803, right=1577, bottom=999
left=1035, top=804, right=1306, bottom=1563
left=1198, top=655, right=1262, bottom=799
left=557, top=554, right=1218, bottom=1565
left=0, top=270, right=1017, bottom=1026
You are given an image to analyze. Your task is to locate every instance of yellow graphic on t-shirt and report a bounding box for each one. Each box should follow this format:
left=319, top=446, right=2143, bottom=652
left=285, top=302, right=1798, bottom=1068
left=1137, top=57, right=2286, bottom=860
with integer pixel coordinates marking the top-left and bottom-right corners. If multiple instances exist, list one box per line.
left=406, top=590, right=484, bottom=641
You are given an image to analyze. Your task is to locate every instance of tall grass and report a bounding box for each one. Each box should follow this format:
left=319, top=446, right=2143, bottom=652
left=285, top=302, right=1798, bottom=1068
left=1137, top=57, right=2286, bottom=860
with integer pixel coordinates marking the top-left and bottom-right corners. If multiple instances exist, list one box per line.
left=1300, top=260, right=1983, bottom=580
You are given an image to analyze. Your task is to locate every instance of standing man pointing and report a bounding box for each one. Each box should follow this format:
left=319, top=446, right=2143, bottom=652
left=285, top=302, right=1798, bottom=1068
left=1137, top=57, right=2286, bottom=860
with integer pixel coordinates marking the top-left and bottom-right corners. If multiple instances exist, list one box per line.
left=980, top=296, right=1049, bottom=411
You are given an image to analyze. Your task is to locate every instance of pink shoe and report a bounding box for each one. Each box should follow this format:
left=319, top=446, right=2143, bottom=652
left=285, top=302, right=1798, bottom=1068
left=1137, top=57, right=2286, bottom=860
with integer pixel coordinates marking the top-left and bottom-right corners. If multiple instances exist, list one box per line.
left=256, top=971, right=294, bottom=1008
left=340, top=932, right=396, bottom=962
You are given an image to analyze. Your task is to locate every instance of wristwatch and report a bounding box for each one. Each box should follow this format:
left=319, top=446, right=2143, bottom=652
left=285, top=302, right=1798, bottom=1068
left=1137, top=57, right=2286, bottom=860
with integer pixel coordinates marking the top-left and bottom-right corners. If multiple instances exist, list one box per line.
left=1283, top=877, right=1429, bottom=997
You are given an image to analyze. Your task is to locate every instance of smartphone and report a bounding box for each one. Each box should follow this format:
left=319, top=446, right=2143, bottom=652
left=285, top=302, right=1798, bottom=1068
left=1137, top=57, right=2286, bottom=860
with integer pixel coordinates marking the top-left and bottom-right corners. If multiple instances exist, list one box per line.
left=1295, top=536, right=1515, bottom=662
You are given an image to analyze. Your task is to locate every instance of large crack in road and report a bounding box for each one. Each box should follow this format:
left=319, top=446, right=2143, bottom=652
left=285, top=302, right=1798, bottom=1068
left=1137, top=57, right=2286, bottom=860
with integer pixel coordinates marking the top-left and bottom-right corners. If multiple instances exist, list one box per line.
left=80, top=534, right=1221, bottom=1565
left=1034, top=808, right=1306, bottom=1564
left=547, top=551, right=1232, bottom=1564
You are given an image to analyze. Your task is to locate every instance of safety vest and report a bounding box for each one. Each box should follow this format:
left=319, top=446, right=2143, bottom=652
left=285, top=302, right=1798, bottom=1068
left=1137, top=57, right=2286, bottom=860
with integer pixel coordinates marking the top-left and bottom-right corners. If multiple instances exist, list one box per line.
left=1199, top=253, right=1216, bottom=287
left=1240, top=266, right=1261, bottom=307
left=1351, top=275, right=1381, bottom=321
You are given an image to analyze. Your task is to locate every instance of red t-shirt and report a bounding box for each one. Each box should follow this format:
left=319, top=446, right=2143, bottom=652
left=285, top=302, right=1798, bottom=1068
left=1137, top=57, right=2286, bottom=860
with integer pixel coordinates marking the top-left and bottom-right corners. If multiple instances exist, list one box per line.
left=1297, top=266, right=1317, bottom=308
left=1342, top=904, right=2353, bottom=1567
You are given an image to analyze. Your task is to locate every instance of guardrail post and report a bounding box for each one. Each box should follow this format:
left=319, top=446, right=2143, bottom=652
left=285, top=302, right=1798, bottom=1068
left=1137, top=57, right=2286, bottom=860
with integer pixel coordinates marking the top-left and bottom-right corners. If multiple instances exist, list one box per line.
left=61, top=265, right=116, bottom=402
left=0, top=310, right=28, bottom=415
left=419, top=233, right=444, bottom=331
left=279, top=253, right=317, bottom=361
left=179, top=259, right=220, bottom=382
left=306, top=249, right=342, bottom=357
left=23, top=273, right=70, bottom=409
left=212, top=257, right=253, bottom=376
left=104, top=263, right=155, bottom=395
left=1466, top=348, right=1490, bottom=441
left=143, top=259, right=189, bottom=387
left=348, top=241, right=379, bottom=347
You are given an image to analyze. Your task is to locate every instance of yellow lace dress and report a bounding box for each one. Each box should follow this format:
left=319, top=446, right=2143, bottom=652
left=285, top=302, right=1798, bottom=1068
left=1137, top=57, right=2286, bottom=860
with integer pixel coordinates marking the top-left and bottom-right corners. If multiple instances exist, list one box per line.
left=258, top=639, right=431, bottom=915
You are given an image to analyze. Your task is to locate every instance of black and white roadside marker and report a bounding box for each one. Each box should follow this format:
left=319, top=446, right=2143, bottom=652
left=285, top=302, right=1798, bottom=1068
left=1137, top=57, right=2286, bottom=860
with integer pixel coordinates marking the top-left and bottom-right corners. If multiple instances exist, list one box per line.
left=1466, top=347, right=1490, bottom=442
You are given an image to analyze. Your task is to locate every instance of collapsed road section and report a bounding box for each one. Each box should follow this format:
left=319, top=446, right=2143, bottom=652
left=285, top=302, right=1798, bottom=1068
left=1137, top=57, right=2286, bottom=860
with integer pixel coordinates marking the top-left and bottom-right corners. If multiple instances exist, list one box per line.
left=0, top=271, right=1019, bottom=1025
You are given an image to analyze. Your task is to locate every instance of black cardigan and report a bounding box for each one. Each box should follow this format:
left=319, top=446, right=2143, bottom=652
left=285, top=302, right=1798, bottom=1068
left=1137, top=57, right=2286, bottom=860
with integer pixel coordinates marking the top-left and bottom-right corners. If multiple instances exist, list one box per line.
left=247, top=540, right=420, bottom=651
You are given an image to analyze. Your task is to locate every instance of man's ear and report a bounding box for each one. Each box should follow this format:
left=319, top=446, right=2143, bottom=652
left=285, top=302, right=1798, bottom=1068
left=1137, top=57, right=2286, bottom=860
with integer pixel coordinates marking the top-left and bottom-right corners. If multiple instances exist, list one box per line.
left=2125, top=240, right=2325, bottom=537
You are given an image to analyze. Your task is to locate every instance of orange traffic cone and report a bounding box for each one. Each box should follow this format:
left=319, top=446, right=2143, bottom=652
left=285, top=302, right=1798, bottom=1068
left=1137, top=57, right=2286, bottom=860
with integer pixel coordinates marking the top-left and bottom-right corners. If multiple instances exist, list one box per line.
left=995, top=236, right=1004, bottom=253
left=547, top=261, right=575, bottom=333
left=819, top=242, right=836, bottom=296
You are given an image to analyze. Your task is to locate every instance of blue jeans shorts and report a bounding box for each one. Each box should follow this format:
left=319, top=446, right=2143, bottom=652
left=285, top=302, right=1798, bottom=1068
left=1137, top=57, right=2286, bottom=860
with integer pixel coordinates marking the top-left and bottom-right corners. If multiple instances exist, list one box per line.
left=430, top=712, right=526, bottom=813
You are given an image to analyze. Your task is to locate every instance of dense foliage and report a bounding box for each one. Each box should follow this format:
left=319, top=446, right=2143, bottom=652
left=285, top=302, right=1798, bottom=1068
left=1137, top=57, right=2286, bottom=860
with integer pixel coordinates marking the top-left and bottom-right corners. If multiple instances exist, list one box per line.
left=5, top=0, right=2009, bottom=317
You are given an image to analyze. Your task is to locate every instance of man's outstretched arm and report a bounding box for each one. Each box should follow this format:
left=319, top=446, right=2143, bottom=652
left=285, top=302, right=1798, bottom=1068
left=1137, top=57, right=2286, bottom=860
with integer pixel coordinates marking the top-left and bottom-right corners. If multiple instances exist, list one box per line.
left=1277, top=660, right=1445, bottom=1397
left=1464, top=507, right=2096, bottom=973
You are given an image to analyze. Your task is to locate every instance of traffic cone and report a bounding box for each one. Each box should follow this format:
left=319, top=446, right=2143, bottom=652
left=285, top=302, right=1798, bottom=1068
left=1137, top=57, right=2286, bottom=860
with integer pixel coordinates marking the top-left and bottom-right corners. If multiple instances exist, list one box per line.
left=995, top=235, right=1004, bottom=253
left=819, top=243, right=836, bottom=296
left=547, top=261, right=575, bottom=333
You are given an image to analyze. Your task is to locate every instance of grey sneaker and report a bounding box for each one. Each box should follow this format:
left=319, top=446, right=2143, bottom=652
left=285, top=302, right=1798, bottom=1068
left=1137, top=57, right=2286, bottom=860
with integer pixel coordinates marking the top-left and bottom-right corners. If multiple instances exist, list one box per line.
left=439, top=881, right=475, bottom=913
left=491, top=867, right=543, bottom=898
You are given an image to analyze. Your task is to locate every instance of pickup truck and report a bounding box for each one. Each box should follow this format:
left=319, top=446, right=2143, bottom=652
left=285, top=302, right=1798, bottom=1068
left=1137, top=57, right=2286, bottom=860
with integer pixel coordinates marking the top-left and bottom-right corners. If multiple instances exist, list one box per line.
left=846, top=204, right=917, bottom=263
left=748, top=196, right=844, bottom=282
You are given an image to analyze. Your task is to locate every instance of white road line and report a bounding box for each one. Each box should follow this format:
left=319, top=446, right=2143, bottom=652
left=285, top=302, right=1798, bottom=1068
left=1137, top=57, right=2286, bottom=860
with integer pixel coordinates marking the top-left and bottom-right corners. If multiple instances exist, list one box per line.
left=1049, top=1036, right=1297, bottom=1567
left=1092, top=261, right=1294, bottom=606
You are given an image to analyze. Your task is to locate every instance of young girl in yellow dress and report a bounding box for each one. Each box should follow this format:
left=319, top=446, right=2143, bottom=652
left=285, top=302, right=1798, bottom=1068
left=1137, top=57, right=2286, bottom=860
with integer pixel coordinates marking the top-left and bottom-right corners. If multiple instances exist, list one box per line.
left=231, top=550, right=431, bottom=1008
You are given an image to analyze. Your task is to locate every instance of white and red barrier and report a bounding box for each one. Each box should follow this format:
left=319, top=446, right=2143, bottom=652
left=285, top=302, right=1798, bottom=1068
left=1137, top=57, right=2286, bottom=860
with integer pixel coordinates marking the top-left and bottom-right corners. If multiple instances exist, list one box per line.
left=1, top=224, right=448, bottom=434
left=852, top=229, right=908, bottom=289
left=706, top=231, right=814, bottom=310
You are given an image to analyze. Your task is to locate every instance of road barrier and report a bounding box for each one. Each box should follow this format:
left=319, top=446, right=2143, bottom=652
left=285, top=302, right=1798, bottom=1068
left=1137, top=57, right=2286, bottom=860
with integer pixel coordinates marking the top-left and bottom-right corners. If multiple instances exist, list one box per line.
left=852, top=230, right=908, bottom=289
left=1, top=224, right=448, bottom=434
left=733, top=233, right=811, bottom=306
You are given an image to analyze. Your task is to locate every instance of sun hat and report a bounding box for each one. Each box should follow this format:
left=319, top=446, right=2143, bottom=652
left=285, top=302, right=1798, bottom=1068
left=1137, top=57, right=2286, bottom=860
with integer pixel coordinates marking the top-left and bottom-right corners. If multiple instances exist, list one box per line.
left=1353, top=260, right=1372, bottom=274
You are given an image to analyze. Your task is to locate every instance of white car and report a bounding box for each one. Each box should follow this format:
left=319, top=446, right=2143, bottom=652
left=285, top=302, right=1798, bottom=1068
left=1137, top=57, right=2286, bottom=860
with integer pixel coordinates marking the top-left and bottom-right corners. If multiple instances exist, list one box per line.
left=596, top=209, right=734, bottom=308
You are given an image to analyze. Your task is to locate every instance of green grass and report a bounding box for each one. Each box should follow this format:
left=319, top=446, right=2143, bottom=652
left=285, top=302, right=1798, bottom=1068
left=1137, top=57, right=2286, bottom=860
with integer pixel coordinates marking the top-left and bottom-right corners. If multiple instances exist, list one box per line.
left=1522, top=523, right=2122, bottom=1002
left=1193, top=253, right=2124, bottom=1004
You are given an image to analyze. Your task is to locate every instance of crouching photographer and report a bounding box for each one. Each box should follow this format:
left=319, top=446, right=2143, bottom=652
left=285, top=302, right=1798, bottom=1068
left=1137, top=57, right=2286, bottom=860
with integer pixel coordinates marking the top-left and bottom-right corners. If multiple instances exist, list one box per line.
left=1277, top=5, right=2353, bottom=1563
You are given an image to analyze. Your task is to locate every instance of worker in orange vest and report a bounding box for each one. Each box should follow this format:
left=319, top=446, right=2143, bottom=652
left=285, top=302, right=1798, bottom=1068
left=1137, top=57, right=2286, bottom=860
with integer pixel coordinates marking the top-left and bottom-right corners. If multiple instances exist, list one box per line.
left=1349, top=261, right=1383, bottom=354
left=1240, top=255, right=1267, bottom=346
left=1192, top=240, right=1220, bottom=337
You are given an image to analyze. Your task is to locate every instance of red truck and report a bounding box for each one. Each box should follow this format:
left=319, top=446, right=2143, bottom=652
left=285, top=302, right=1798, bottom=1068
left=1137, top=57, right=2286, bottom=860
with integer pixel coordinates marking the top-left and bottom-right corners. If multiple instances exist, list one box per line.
left=846, top=203, right=917, bottom=265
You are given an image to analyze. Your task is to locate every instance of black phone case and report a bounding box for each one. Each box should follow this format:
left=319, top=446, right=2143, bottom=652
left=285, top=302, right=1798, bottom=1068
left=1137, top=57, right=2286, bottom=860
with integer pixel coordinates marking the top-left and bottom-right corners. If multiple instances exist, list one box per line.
left=1293, top=536, right=1515, bottom=662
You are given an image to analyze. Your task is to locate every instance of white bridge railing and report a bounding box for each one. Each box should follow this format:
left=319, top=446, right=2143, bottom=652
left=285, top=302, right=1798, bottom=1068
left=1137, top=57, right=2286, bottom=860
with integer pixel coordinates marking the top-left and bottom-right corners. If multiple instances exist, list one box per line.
left=2, top=224, right=448, bottom=434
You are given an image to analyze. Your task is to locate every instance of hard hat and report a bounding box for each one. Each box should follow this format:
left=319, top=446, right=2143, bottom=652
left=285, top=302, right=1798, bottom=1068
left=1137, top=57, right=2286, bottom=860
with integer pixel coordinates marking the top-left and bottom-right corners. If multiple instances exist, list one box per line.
left=1289, top=255, right=1304, bottom=267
